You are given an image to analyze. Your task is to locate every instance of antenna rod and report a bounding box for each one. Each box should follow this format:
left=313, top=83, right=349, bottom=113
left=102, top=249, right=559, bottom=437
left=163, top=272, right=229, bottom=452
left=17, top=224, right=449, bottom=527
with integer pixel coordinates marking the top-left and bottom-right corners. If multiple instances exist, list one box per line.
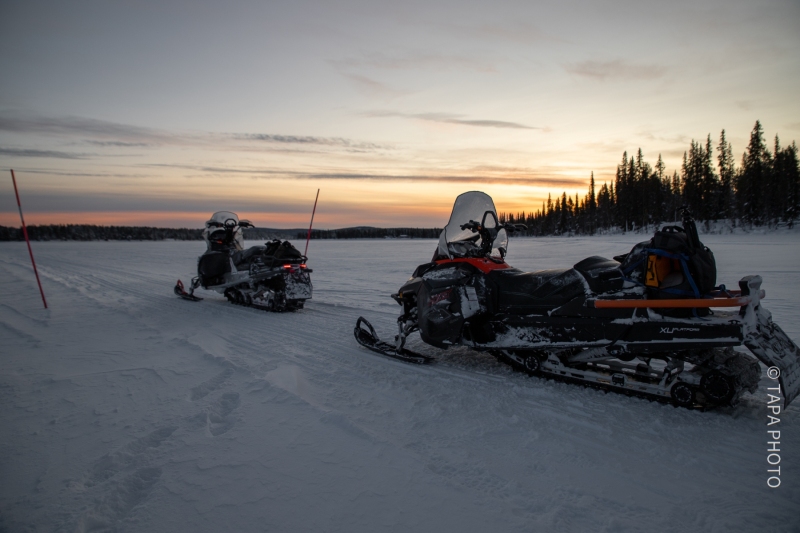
left=10, top=170, right=48, bottom=308
left=304, top=189, right=320, bottom=257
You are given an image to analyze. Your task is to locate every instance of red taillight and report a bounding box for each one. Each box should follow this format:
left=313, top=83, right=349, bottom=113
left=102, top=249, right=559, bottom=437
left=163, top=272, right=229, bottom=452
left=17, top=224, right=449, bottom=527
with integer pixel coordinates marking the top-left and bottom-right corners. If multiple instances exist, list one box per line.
left=283, top=264, right=293, bottom=270
left=299, top=264, right=307, bottom=269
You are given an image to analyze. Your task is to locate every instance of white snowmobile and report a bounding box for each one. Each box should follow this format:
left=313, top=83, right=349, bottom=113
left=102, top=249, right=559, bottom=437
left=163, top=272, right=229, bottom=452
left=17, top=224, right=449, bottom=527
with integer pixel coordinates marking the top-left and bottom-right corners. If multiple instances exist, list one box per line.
left=175, top=211, right=312, bottom=311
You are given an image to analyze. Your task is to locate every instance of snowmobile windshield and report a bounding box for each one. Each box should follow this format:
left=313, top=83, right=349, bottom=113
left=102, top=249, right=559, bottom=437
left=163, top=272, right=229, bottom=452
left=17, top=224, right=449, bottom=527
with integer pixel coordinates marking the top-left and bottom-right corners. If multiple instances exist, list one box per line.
left=206, top=211, right=240, bottom=228
left=437, top=191, right=508, bottom=259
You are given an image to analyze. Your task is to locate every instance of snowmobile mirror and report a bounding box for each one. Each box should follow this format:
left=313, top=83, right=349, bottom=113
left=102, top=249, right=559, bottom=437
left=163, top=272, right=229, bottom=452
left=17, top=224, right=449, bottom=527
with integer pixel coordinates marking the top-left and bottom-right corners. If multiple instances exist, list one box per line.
left=239, top=219, right=254, bottom=228
left=481, top=210, right=498, bottom=229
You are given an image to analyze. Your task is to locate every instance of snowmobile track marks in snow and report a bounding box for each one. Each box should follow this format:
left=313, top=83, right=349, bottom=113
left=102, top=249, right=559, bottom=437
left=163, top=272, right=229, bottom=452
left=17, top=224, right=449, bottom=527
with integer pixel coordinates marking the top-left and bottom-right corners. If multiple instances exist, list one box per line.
left=83, top=426, right=177, bottom=485
left=75, top=466, right=163, bottom=531
left=190, top=367, right=234, bottom=401
left=206, top=392, right=241, bottom=436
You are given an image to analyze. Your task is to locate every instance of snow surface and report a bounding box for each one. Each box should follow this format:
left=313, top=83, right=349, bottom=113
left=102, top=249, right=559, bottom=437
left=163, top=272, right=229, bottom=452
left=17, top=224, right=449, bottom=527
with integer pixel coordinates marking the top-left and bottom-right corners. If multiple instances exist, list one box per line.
left=1, top=233, right=799, bottom=532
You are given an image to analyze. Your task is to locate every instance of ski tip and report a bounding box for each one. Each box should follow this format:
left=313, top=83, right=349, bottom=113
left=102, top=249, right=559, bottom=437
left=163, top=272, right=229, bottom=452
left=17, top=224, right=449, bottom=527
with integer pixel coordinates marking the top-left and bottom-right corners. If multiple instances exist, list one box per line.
left=174, top=279, right=202, bottom=301
left=354, top=316, right=379, bottom=344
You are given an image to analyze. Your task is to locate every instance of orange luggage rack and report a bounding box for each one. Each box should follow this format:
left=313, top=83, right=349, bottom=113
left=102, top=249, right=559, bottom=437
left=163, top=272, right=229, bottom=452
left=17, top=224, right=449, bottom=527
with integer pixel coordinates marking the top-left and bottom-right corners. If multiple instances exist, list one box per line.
left=589, top=290, right=765, bottom=309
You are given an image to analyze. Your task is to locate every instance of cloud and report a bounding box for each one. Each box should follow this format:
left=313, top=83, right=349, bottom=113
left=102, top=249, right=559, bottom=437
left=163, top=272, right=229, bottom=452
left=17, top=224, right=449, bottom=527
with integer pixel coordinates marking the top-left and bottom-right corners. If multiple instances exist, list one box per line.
left=0, top=111, right=386, bottom=153
left=143, top=163, right=582, bottom=188
left=10, top=168, right=152, bottom=179
left=233, top=133, right=386, bottom=150
left=0, top=147, right=88, bottom=159
left=565, top=60, right=665, bottom=81
left=0, top=113, right=172, bottom=144
left=635, top=130, right=691, bottom=146
left=331, top=51, right=496, bottom=73
left=83, top=140, right=152, bottom=147
left=304, top=173, right=582, bottom=188
left=363, top=110, right=541, bottom=130
left=0, top=190, right=311, bottom=215
left=341, top=73, right=407, bottom=98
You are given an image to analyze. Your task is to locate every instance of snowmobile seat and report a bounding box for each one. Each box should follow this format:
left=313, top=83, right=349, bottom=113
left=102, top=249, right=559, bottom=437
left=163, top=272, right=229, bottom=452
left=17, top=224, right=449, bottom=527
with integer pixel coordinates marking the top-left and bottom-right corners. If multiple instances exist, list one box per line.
left=233, top=245, right=266, bottom=268
left=573, top=256, right=625, bottom=293
left=487, top=268, right=586, bottom=315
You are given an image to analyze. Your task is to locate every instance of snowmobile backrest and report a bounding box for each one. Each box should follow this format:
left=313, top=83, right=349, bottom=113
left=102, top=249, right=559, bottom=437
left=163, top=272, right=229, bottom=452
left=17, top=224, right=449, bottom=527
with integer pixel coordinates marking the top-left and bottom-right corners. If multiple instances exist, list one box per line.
left=573, top=256, right=624, bottom=294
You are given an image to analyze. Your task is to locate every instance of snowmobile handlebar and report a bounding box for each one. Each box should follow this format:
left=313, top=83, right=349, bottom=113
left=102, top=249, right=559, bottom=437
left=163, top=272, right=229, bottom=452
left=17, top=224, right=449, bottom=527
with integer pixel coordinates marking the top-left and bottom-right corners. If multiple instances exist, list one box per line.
left=207, top=219, right=254, bottom=229
left=459, top=220, right=526, bottom=233
left=460, top=220, right=483, bottom=232
left=457, top=216, right=523, bottom=258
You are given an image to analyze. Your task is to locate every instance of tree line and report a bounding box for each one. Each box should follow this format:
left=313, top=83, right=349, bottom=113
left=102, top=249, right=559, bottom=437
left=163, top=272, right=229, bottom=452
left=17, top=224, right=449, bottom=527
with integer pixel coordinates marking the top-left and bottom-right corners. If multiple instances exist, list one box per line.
left=0, top=224, right=442, bottom=241
left=301, top=227, right=442, bottom=240
left=0, top=225, right=205, bottom=241
left=499, top=121, right=800, bottom=235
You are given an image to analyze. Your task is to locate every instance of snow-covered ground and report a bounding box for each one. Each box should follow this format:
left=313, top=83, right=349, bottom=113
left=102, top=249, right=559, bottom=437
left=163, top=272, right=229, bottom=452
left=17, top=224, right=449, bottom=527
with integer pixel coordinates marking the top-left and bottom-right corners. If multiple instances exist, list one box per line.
left=1, top=233, right=798, bottom=532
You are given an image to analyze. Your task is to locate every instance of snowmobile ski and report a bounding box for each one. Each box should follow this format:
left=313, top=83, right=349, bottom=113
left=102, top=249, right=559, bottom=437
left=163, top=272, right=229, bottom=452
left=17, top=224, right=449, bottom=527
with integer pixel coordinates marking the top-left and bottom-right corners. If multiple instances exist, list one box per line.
left=354, top=317, right=435, bottom=365
left=174, top=279, right=202, bottom=301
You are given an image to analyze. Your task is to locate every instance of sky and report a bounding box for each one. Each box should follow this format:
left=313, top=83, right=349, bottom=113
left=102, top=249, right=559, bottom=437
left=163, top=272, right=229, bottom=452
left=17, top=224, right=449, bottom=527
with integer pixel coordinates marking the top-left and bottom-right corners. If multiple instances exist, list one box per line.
left=1, top=0, right=799, bottom=229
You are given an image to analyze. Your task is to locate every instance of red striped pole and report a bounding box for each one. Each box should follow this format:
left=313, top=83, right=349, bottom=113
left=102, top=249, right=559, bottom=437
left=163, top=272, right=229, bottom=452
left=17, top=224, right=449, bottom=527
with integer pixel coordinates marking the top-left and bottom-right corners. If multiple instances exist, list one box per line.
left=10, top=170, right=48, bottom=309
left=304, top=188, right=320, bottom=257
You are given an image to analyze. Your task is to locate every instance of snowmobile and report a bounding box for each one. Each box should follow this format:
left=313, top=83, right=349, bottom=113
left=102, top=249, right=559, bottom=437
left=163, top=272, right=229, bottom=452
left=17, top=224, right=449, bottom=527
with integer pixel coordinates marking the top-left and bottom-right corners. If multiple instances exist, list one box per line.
left=354, top=191, right=800, bottom=409
left=175, top=211, right=312, bottom=311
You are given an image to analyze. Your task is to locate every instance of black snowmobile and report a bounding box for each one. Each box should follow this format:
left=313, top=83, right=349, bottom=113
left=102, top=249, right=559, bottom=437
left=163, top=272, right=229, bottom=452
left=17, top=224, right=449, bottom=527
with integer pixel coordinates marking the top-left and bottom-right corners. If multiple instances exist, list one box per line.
left=355, top=191, right=800, bottom=408
left=175, top=211, right=312, bottom=311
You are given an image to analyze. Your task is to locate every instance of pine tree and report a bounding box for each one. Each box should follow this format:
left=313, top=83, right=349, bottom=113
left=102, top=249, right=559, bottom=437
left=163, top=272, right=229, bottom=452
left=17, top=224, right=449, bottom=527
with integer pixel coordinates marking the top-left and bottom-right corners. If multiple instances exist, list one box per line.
left=559, top=193, right=569, bottom=234
left=588, top=172, right=597, bottom=234
left=700, top=135, right=719, bottom=221
left=774, top=140, right=800, bottom=226
left=737, top=120, right=770, bottom=225
left=717, top=129, right=735, bottom=221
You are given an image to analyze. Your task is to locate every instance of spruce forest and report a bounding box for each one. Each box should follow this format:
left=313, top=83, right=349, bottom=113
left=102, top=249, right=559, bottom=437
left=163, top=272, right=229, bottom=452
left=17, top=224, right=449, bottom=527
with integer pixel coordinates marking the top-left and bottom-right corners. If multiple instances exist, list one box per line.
left=499, top=121, right=800, bottom=235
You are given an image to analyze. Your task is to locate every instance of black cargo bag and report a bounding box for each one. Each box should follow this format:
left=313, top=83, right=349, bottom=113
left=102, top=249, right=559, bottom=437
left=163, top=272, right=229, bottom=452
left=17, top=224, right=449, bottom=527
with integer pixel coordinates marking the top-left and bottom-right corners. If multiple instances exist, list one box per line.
left=620, top=225, right=716, bottom=297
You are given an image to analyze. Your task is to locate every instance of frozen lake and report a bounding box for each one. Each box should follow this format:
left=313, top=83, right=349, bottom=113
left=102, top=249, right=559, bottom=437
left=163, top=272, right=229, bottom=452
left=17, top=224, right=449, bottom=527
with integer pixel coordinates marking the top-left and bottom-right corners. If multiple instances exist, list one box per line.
left=1, top=233, right=799, bottom=532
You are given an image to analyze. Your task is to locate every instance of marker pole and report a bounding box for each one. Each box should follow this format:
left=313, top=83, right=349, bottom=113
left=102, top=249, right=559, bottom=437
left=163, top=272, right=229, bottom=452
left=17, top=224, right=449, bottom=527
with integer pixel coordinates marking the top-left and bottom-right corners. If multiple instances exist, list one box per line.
left=10, top=170, right=48, bottom=308
left=304, top=189, right=320, bottom=257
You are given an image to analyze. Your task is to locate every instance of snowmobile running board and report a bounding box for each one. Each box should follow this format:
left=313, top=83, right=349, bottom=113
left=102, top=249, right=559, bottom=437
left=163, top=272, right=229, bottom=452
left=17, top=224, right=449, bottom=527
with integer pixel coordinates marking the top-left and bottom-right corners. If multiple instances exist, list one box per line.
left=354, top=317, right=435, bottom=365
left=590, top=290, right=765, bottom=309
